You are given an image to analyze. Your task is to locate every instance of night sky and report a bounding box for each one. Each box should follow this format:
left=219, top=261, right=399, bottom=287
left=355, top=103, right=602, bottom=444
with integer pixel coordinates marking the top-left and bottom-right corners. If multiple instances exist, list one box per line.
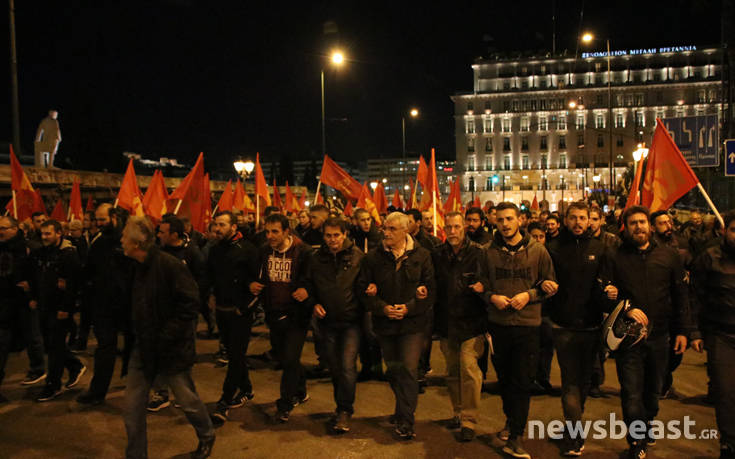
left=0, top=0, right=721, bottom=173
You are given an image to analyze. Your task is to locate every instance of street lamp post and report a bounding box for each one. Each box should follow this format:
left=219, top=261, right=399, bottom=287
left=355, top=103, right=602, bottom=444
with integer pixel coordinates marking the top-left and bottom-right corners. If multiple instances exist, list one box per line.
left=401, top=108, right=419, bottom=200
left=321, top=50, right=345, bottom=158
left=233, top=158, right=255, bottom=180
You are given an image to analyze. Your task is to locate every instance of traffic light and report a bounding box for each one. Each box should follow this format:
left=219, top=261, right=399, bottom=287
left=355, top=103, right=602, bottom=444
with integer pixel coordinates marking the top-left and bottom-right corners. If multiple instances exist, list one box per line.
left=492, top=175, right=499, bottom=184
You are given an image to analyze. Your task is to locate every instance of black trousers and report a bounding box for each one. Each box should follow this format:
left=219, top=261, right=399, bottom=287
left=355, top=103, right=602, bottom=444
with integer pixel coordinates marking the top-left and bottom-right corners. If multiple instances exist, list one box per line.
left=536, top=317, right=554, bottom=383
left=268, top=314, right=308, bottom=413
left=216, top=308, right=254, bottom=401
left=488, top=323, right=540, bottom=439
left=704, top=331, right=735, bottom=448
left=42, top=312, right=82, bottom=390
left=88, top=313, right=125, bottom=398
left=378, top=332, right=424, bottom=427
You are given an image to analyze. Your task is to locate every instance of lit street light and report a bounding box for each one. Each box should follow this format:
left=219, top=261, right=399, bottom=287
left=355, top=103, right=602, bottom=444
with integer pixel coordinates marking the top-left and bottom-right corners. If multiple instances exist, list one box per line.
left=233, top=158, right=255, bottom=179
left=402, top=108, right=419, bottom=200
left=321, top=49, right=345, bottom=157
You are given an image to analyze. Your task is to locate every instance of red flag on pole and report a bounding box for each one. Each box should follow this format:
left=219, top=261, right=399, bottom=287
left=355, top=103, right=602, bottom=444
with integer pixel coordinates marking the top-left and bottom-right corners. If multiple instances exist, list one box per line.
left=169, top=152, right=206, bottom=231
left=143, top=170, right=170, bottom=223
left=373, top=182, right=388, bottom=215
left=50, top=199, right=66, bottom=222
left=232, top=179, right=254, bottom=213
left=641, top=119, right=700, bottom=212
left=272, top=178, right=283, bottom=211
left=201, top=173, right=212, bottom=229
left=6, top=145, right=36, bottom=221
left=408, top=178, right=419, bottom=209
left=298, top=191, right=307, bottom=209
left=624, top=160, right=645, bottom=210
left=392, top=188, right=404, bottom=209
left=343, top=200, right=354, bottom=216
left=33, top=190, right=47, bottom=215
left=86, top=195, right=95, bottom=212
left=319, top=155, right=363, bottom=200
left=531, top=194, right=539, bottom=211
left=216, top=180, right=234, bottom=212
left=416, top=155, right=429, bottom=190
left=69, top=178, right=83, bottom=221
left=472, top=195, right=481, bottom=209
left=443, top=179, right=461, bottom=214
left=284, top=181, right=300, bottom=213
left=254, top=152, right=271, bottom=212
left=116, top=158, right=145, bottom=217
left=357, top=183, right=382, bottom=225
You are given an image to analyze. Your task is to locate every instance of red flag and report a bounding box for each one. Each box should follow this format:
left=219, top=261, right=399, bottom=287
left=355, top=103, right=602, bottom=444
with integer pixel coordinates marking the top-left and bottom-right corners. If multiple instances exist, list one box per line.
left=319, top=155, right=363, bottom=200
left=33, top=190, right=47, bottom=215
left=472, top=195, right=481, bottom=209
left=272, top=178, right=284, bottom=211
left=392, top=188, right=405, bottom=209
left=357, top=183, right=382, bottom=225
left=531, top=194, right=539, bottom=211
left=343, top=200, right=354, bottom=216
left=169, top=152, right=206, bottom=232
left=143, top=170, right=170, bottom=223
left=201, top=173, right=212, bottom=229
left=408, top=178, right=419, bottom=209
left=116, top=158, right=145, bottom=217
left=416, top=155, right=429, bottom=190
left=216, top=179, right=234, bottom=212
left=254, top=152, right=271, bottom=212
left=298, top=191, right=307, bottom=209
left=316, top=192, right=324, bottom=204
left=6, top=145, right=36, bottom=221
left=232, top=179, right=254, bottom=213
left=284, top=181, right=300, bottom=213
left=420, top=149, right=444, bottom=235
left=641, top=119, right=700, bottom=212
left=86, top=196, right=95, bottom=212
left=69, top=178, right=83, bottom=221
left=443, top=179, right=462, bottom=214
left=625, top=159, right=645, bottom=210
left=50, top=199, right=66, bottom=222
left=373, top=182, right=388, bottom=215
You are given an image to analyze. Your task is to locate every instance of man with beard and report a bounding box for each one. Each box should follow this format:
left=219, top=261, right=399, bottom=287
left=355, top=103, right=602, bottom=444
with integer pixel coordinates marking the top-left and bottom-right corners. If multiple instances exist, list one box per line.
left=589, top=207, right=620, bottom=250
left=545, top=214, right=561, bottom=242
left=611, top=206, right=693, bottom=459
left=546, top=202, right=618, bottom=455
left=307, top=217, right=368, bottom=433
left=207, top=211, right=258, bottom=426
left=362, top=212, right=435, bottom=440
left=484, top=202, right=556, bottom=459
left=250, top=214, right=312, bottom=422
left=690, top=210, right=735, bottom=459
left=465, top=207, right=491, bottom=246
left=32, top=220, right=86, bottom=402
left=121, top=217, right=215, bottom=459
left=26, top=212, right=47, bottom=251
left=434, top=212, right=488, bottom=442
left=301, top=204, right=329, bottom=247
left=77, top=203, right=135, bottom=406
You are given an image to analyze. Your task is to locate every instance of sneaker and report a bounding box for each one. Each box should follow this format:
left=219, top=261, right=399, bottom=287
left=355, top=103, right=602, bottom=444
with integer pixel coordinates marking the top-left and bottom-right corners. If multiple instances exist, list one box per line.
left=459, top=427, right=475, bottom=442
left=275, top=409, right=290, bottom=423
left=214, top=350, right=229, bottom=365
left=36, top=386, right=63, bottom=402
left=497, top=419, right=511, bottom=442
left=22, top=371, right=47, bottom=385
left=76, top=391, right=105, bottom=406
left=563, top=438, right=585, bottom=456
left=660, top=386, right=682, bottom=400
left=65, top=365, right=87, bottom=389
left=191, top=436, right=215, bottom=459
left=395, top=424, right=415, bottom=440
left=502, top=437, right=532, bottom=458
left=228, top=391, right=254, bottom=409
left=291, top=394, right=310, bottom=406
left=628, top=441, right=647, bottom=459
left=210, top=404, right=229, bottom=427
left=332, top=411, right=351, bottom=433
left=446, top=416, right=461, bottom=430
left=147, top=393, right=171, bottom=412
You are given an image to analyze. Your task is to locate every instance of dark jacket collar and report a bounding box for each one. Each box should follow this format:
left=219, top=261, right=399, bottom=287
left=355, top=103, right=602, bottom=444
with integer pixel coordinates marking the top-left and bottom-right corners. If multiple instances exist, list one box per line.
left=318, top=238, right=354, bottom=257
left=491, top=228, right=531, bottom=252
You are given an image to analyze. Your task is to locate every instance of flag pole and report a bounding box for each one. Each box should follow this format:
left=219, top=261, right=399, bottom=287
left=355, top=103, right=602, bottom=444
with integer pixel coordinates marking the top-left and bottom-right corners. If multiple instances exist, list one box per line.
left=11, top=189, right=18, bottom=219
left=113, top=198, right=119, bottom=208
left=212, top=204, right=219, bottom=215
left=314, top=180, right=321, bottom=205
left=696, top=183, right=724, bottom=228
left=256, top=195, right=260, bottom=230
left=432, top=189, right=437, bottom=237
left=173, top=199, right=183, bottom=215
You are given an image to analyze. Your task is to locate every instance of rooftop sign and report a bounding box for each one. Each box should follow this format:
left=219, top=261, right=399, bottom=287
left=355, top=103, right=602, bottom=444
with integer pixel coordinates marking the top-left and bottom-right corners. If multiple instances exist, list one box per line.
left=581, top=45, right=697, bottom=59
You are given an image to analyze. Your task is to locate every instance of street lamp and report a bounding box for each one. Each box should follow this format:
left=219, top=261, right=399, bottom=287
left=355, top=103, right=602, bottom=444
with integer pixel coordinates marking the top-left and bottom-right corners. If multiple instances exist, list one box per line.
left=402, top=108, right=419, bottom=199
left=233, top=158, right=255, bottom=179
left=321, top=49, right=345, bottom=157
left=581, top=32, right=614, bottom=194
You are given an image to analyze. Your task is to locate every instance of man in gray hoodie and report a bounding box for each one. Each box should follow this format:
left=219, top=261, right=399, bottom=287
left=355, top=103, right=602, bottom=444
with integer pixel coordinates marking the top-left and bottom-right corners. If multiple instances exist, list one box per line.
left=484, top=202, right=557, bottom=459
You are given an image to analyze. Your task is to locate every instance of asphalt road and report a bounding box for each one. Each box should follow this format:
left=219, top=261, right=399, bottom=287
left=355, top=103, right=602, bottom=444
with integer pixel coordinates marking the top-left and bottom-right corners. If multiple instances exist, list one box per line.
left=0, top=323, right=721, bottom=458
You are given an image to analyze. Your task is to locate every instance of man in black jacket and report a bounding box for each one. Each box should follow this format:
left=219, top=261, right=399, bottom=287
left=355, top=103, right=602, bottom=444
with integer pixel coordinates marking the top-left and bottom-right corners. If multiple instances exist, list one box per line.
left=351, top=208, right=383, bottom=253
left=611, top=206, right=693, bottom=459
left=434, top=212, right=488, bottom=442
left=250, top=213, right=312, bottom=422
left=207, top=211, right=258, bottom=426
left=307, top=217, right=367, bottom=433
left=406, top=209, right=440, bottom=250
left=362, top=211, right=436, bottom=440
left=32, top=220, right=86, bottom=402
left=465, top=207, right=491, bottom=246
left=690, top=210, right=735, bottom=459
left=546, top=202, right=618, bottom=455
left=121, top=217, right=214, bottom=459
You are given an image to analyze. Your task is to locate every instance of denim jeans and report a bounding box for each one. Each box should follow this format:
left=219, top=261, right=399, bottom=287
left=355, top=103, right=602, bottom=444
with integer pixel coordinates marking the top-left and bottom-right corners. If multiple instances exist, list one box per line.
left=614, top=334, right=670, bottom=444
left=704, top=331, right=735, bottom=448
left=440, top=335, right=485, bottom=429
left=268, top=315, right=308, bottom=413
left=358, top=312, right=383, bottom=375
left=20, top=305, right=45, bottom=374
left=377, top=332, right=424, bottom=427
left=42, top=313, right=83, bottom=391
left=322, top=324, right=361, bottom=414
left=124, top=347, right=214, bottom=459
left=552, top=327, right=599, bottom=423
left=488, top=324, right=540, bottom=439
left=216, top=308, right=254, bottom=401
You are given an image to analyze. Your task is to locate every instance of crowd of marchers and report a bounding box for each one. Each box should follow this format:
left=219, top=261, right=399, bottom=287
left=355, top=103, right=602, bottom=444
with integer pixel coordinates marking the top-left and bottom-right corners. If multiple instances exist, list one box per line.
left=0, top=199, right=733, bottom=459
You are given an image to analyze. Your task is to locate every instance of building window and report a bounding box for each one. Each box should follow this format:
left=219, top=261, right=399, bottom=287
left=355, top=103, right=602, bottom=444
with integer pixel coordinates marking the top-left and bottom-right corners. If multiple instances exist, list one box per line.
left=559, top=135, right=567, bottom=149
left=615, top=112, right=625, bottom=128
left=503, top=100, right=511, bottom=111
left=522, top=154, right=529, bottom=169
left=486, top=176, right=493, bottom=190
left=485, top=154, right=493, bottom=170
left=467, top=155, right=475, bottom=171
left=540, top=136, right=548, bottom=150
left=485, top=138, right=493, bottom=152
left=655, top=109, right=665, bottom=120
left=484, top=100, right=491, bottom=111
left=503, top=137, right=511, bottom=151
left=468, top=137, right=475, bottom=152
left=559, top=153, right=567, bottom=168
left=502, top=118, right=511, bottom=133
left=468, top=176, right=475, bottom=192
left=576, top=114, right=585, bottom=130
left=467, top=101, right=474, bottom=111
left=697, top=90, right=706, bottom=103
left=634, top=94, right=644, bottom=106
left=676, top=107, right=685, bottom=118
left=539, top=116, right=548, bottom=131
left=617, top=135, right=624, bottom=147
left=577, top=133, right=585, bottom=147
left=596, top=94, right=603, bottom=106
left=521, top=137, right=529, bottom=151
left=597, top=135, right=604, bottom=148
left=520, top=117, right=530, bottom=132
left=466, top=118, right=475, bottom=134
left=483, top=117, right=493, bottom=133
left=595, top=113, right=605, bottom=129
left=504, top=154, right=511, bottom=170
left=541, top=153, right=548, bottom=169
left=635, top=111, right=644, bottom=127
left=558, top=115, right=567, bottom=130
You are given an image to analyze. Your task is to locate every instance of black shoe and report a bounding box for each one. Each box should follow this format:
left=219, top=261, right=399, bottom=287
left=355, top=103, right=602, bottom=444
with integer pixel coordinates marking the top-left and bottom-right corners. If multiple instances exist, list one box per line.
left=275, top=409, right=290, bottom=423
left=65, top=365, right=87, bottom=389
left=660, top=386, right=682, bottom=400
left=22, top=371, right=47, bottom=385
left=214, top=350, right=229, bottom=365
left=588, top=386, right=603, bottom=398
left=395, top=424, right=415, bottom=440
left=446, top=416, right=461, bottom=430
left=228, top=391, right=254, bottom=408
left=332, top=411, right=351, bottom=433
left=459, top=427, right=475, bottom=442
left=190, top=437, right=215, bottom=459
left=147, top=392, right=171, bottom=412
left=562, top=438, right=585, bottom=456
left=76, top=391, right=104, bottom=406
left=291, top=394, right=310, bottom=407
left=502, top=437, right=531, bottom=458
left=628, top=441, right=647, bottom=459
left=211, top=403, right=228, bottom=427
left=36, top=386, right=63, bottom=402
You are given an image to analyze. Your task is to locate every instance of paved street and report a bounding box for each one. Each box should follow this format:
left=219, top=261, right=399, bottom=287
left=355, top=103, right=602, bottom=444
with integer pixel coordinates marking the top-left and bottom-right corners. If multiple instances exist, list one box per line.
left=0, top=323, right=720, bottom=458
